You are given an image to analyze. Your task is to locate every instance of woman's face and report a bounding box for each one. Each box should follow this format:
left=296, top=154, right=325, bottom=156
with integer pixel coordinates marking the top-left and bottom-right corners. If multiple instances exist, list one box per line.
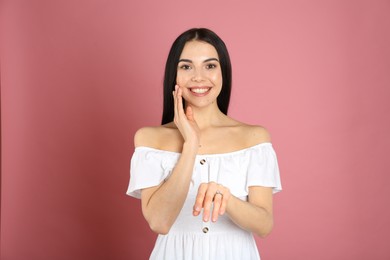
left=176, top=40, right=223, bottom=109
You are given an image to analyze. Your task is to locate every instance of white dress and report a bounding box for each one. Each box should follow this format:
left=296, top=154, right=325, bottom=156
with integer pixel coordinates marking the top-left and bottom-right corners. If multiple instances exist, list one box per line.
left=127, top=142, right=282, bottom=260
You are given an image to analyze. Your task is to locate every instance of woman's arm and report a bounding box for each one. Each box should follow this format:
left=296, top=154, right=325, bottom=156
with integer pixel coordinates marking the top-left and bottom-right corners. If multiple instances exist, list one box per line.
left=140, top=142, right=197, bottom=234
left=226, top=186, right=274, bottom=237
left=139, top=85, right=200, bottom=234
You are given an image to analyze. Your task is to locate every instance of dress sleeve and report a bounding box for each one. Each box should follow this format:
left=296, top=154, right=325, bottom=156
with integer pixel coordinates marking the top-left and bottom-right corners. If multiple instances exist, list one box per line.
left=126, top=147, right=177, bottom=199
left=246, top=143, right=282, bottom=194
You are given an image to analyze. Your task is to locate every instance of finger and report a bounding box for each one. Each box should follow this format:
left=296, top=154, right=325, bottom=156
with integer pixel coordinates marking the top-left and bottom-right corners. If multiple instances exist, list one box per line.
left=177, top=85, right=185, bottom=117
left=212, top=192, right=222, bottom=222
left=193, top=183, right=208, bottom=216
left=219, top=189, right=229, bottom=215
left=202, top=187, right=216, bottom=222
left=186, top=105, right=194, bottom=122
left=173, top=85, right=179, bottom=122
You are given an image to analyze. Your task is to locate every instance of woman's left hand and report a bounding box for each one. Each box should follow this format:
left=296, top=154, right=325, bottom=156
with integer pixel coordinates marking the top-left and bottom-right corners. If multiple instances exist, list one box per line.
left=193, top=182, right=231, bottom=222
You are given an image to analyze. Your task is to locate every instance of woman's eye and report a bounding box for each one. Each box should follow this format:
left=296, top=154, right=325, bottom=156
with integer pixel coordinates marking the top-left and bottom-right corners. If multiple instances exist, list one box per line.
left=206, top=64, right=217, bottom=69
left=179, top=64, right=191, bottom=70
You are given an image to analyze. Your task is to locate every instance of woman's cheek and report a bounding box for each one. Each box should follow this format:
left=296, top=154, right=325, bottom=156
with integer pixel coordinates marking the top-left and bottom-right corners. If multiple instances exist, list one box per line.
left=176, top=75, right=185, bottom=87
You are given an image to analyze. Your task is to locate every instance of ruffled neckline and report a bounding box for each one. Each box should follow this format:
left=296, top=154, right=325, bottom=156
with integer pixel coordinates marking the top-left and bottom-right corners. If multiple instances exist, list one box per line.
left=134, top=142, right=273, bottom=158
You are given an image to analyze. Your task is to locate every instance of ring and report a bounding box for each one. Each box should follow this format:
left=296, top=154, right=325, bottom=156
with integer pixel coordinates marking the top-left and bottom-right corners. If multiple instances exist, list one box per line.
left=215, top=190, right=223, bottom=196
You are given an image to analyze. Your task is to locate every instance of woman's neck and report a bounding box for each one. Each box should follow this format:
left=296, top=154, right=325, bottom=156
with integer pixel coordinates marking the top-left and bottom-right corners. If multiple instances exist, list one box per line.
left=187, top=103, right=227, bottom=130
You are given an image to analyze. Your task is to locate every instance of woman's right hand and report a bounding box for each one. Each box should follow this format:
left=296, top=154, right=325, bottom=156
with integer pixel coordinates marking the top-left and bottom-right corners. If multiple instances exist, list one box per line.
left=173, top=84, right=200, bottom=149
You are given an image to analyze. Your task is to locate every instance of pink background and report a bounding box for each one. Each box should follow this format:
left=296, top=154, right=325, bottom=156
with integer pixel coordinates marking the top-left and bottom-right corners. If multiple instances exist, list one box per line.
left=1, top=0, right=390, bottom=259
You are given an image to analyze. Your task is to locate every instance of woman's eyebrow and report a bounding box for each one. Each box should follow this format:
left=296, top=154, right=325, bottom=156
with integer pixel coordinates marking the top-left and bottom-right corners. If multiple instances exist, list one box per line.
left=178, top=58, right=220, bottom=63
left=204, top=58, right=219, bottom=63
left=178, top=59, right=192, bottom=63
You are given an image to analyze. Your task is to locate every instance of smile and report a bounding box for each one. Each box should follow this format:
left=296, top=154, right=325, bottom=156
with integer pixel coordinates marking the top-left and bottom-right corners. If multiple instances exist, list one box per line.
left=189, top=87, right=211, bottom=94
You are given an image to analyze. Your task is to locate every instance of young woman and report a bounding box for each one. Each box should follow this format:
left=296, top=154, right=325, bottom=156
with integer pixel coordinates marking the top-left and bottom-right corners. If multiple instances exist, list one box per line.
left=127, top=28, right=282, bottom=259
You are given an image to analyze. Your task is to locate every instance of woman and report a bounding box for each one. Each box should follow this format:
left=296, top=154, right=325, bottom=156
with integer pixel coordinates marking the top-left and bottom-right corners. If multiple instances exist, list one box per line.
left=127, top=28, right=282, bottom=259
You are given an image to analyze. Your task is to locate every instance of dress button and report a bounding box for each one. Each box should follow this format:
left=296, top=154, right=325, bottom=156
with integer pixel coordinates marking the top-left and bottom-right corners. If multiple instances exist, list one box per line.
left=200, top=159, right=206, bottom=165
left=202, top=227, right=209, bottom=233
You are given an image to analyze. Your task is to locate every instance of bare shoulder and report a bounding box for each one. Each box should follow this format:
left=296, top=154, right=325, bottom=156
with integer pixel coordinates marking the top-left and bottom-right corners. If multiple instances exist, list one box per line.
left=243, top=124, right=271, bottom=144
left=134, top=122, right=182, bottom=149
left=227, top=118, right=271, bottom=146
left=134, top=126, right=158, bottom=147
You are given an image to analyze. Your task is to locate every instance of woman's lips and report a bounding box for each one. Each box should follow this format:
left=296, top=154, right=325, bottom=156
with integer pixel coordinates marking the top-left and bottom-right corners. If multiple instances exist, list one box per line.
left=189, top=87, right=211, bottom=96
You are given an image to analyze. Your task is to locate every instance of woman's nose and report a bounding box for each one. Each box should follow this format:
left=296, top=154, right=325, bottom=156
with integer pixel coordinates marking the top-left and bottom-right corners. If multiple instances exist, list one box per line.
left=191, top=69, right=204, bottom=82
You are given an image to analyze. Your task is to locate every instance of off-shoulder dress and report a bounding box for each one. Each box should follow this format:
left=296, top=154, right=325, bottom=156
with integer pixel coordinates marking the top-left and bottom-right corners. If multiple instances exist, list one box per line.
left=127, top=142, right=282, bottom=260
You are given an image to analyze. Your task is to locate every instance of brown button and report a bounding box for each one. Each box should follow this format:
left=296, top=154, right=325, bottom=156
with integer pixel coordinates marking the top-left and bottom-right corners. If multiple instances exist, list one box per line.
left=200, top=159, right=206, bottom=165
left=202, top=227, right=209, bottom=233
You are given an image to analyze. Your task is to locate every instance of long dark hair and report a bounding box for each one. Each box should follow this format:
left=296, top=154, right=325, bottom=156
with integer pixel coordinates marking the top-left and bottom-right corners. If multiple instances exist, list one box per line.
left=161, top=28, right=232, bottom=124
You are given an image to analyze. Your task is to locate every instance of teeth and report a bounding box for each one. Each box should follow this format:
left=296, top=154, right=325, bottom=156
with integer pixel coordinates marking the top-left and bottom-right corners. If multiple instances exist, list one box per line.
left=191, top=88, right=210, bottom=94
